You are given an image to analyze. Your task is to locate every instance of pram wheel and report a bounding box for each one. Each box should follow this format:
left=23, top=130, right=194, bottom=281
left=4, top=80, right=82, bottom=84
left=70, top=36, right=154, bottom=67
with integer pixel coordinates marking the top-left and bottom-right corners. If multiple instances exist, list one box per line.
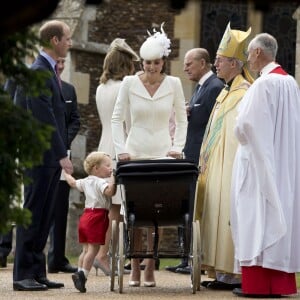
left=110, top=220, right=118, bottom=291
left=191, top=220, right=201, bottom=294
left=118, top=221, right=125, bottom=293
left=195, top=220, right=201, bottom=291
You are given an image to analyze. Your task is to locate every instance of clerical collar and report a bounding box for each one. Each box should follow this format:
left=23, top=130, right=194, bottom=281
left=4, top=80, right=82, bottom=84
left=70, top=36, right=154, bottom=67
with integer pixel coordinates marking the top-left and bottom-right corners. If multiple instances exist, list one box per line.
left=259, top=62, right=280, bottom=76
left=224, top=79, right=233, bottom=91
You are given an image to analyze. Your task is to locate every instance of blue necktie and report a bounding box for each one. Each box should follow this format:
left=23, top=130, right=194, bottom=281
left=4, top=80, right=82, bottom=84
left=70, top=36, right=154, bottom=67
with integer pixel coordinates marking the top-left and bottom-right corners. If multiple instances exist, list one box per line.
left=190, top=83, right=201, bottom=106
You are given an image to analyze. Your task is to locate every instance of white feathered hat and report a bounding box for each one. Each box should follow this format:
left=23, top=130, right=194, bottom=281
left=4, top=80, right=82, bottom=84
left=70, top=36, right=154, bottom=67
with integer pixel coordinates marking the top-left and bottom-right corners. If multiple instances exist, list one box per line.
left=140, top=22, right=171, bottom=60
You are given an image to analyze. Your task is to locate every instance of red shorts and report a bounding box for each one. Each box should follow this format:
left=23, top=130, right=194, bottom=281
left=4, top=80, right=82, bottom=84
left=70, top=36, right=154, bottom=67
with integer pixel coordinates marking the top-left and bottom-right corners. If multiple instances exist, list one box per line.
left=78, top=208, right=109, bottom=244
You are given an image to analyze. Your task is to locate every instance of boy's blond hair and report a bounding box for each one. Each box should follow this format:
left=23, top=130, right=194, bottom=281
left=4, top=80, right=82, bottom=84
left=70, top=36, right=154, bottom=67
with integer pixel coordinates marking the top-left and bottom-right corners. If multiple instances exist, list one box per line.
left=83, top=151, right=110, bottom=175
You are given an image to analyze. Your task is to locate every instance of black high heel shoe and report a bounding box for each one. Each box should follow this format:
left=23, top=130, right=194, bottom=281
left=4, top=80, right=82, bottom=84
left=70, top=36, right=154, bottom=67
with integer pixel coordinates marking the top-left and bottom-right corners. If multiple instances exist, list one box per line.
left=155, top=258, right=160, bottom=270
left=124, top=259, right=143, bottom=270
left=125, top=258, right=160, bottom=270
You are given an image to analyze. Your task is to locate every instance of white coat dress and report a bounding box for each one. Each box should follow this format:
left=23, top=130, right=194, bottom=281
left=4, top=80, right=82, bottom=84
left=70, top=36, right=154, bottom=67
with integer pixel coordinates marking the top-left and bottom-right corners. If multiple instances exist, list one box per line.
left=111, top=74, right=187, bottom=159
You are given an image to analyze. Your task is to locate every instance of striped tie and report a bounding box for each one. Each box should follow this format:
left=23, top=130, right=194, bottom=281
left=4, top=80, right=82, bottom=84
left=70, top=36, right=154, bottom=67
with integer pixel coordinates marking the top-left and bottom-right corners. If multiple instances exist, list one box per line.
left=55, top=64, right=62, bottom=88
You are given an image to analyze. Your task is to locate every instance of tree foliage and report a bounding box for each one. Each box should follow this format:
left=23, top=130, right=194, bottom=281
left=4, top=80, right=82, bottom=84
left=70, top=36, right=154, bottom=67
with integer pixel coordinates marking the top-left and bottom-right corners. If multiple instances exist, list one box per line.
left=0, top=28, right=54, bottom=233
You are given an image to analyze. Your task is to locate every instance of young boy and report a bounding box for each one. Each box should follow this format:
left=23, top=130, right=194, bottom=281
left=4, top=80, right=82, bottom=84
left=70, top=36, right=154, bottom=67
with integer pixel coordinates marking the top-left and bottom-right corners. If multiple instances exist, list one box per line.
left=64, top=151, right=116, bottom=293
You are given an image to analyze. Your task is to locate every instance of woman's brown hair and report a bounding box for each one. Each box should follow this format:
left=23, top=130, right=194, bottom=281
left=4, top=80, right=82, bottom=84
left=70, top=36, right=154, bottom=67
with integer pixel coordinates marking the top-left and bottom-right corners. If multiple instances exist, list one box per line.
left=100, top=49, right=134, bottom=84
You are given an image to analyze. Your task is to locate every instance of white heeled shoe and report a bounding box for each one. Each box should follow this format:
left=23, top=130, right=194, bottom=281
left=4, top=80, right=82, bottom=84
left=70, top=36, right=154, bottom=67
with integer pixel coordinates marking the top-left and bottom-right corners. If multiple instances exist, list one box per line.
left=129, top=280, right=140, bottom=287
left=144, top=281, right=156, bottom=287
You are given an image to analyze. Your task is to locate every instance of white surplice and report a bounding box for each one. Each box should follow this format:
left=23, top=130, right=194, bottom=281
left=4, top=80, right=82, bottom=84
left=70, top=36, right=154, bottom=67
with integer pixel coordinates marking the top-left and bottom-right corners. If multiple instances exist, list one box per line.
left=231, top=63, right=300, bottom=273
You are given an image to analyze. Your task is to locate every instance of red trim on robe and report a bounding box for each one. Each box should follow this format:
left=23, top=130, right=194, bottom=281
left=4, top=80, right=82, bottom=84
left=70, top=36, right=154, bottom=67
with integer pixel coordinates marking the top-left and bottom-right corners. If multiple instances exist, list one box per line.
left=241, top=266, right=297, bottom=295
left=269, top=66, right=288, bottom=75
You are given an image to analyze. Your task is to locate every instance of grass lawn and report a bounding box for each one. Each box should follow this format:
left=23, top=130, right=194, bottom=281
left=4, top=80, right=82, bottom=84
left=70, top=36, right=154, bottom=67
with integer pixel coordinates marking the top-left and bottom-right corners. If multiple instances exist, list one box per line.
left=69, top=256, right=181, bottom=271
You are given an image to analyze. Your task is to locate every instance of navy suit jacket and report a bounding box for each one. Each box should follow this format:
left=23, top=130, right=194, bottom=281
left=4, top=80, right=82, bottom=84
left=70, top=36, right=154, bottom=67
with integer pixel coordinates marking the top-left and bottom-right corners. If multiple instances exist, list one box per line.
left=26, top=55, right=68, bottom=167
left=183, top=73, right=224, bottom=164
left=61, top=80, right=80, bottom=149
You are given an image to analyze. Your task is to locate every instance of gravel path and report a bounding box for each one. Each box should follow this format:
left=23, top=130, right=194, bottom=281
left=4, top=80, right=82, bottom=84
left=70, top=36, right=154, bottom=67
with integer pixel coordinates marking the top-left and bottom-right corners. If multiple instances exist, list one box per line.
left=1, top=263, right=299, bottom=300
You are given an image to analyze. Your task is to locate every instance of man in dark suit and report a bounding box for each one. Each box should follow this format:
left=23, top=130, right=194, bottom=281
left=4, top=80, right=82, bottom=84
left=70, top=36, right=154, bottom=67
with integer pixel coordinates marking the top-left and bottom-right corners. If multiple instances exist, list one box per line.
left=47, top=57, right=80, bottom=274
left=165, top=48, right=223, bottom=274
left=13, top=20, right=73, bottom=291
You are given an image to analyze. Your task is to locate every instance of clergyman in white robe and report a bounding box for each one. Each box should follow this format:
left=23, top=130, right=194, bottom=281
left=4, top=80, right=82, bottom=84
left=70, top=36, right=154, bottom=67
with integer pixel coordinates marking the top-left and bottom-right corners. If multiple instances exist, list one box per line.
left=231, top=61, right=300, bottom=296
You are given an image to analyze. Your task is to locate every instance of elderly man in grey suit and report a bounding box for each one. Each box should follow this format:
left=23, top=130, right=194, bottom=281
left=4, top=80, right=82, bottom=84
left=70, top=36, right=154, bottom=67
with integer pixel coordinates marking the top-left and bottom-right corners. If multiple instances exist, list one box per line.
left=165, top=48, right=223, bottom=274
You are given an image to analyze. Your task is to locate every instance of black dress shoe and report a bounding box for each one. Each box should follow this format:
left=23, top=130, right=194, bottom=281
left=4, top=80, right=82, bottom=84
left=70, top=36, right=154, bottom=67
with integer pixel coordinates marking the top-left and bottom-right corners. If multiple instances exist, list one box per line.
left=207, top=280, right=241, bottom=290
left=175, top=265, right=191, bottom=274
left=201, top=279, right=216, bottom=288
left=165, top=262, right=188, bottom=273
left=36, top=277, right=64, bottom=289
left=13, top=279, right=48, bottom=291
left=124, top=261, right=131, bottom=270
left=233, top=288, right=282, bottom=298
left=48, top=264, right=78, bottom=273
left=72, top=270, right=86, bottom=293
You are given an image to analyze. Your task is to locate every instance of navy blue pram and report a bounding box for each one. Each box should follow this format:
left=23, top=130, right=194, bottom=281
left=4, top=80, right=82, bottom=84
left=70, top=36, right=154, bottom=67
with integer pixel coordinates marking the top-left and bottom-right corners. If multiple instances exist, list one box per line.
left=110, top=159, right=201, bottom=294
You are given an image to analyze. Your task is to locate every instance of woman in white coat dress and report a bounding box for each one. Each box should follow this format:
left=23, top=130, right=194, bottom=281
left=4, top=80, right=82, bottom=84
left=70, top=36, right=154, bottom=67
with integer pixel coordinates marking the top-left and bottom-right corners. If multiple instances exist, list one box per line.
left=111, top=24, right=187, bottom=287
left=94, top=38, right=140, bottom=276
